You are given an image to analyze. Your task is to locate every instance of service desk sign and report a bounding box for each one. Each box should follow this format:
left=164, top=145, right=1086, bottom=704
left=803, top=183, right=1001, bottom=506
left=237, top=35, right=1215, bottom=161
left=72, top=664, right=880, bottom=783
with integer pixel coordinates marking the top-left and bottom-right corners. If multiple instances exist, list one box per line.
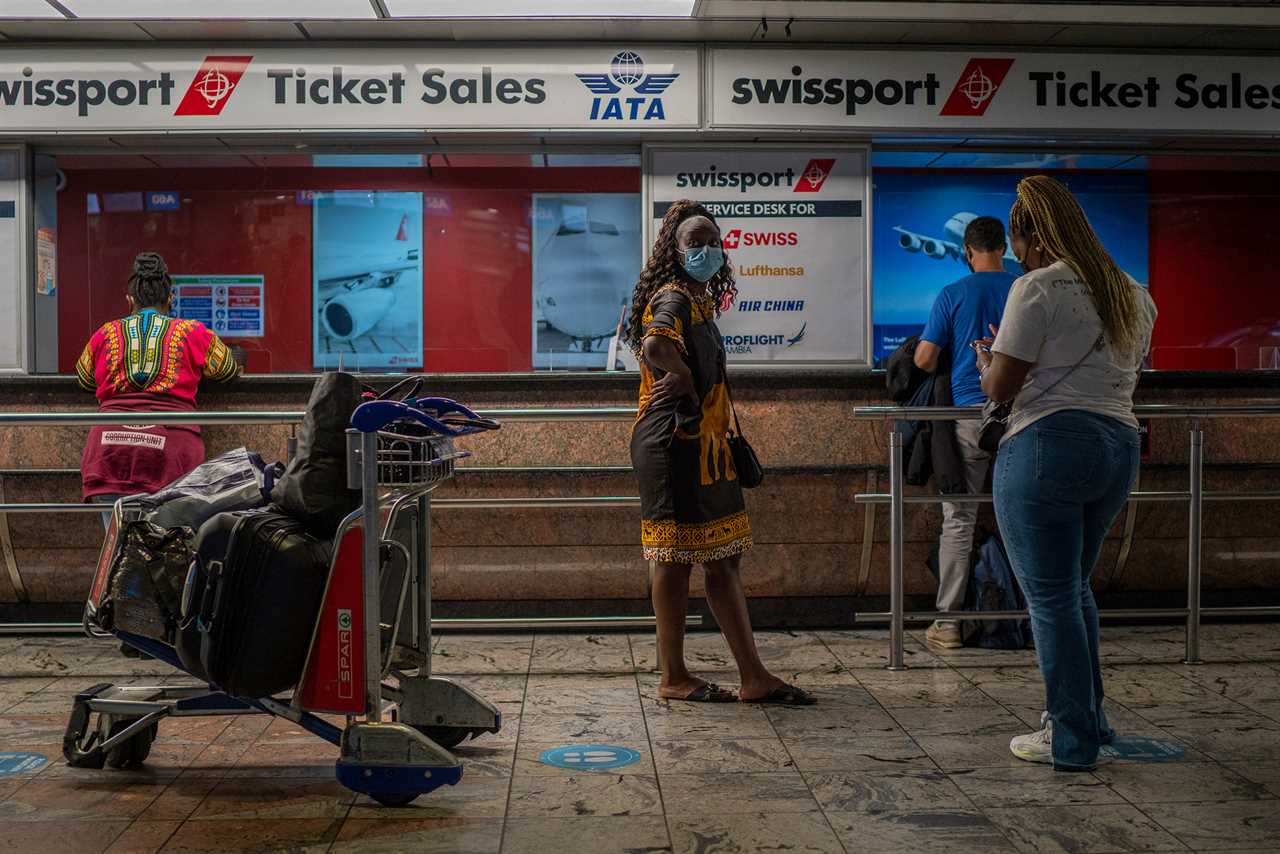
left=0, top=46, right=699, bottom=132
left=646, top=146, right=869, bottom=365
left=710, top=48, right=1280, bottom=134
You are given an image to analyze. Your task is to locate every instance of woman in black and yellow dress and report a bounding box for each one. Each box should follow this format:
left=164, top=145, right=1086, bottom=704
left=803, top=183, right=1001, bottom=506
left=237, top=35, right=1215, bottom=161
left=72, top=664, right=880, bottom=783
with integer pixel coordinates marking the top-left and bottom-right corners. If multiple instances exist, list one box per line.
left=627, top=199, right=814, bottom=706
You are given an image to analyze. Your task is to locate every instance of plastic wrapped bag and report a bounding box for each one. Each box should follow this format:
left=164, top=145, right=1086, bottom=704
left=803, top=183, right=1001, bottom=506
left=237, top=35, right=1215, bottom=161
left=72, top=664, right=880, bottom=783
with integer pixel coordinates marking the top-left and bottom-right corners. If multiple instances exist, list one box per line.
left=143, top=447, right=282, bottom=531
left=107, top=521, right=194, bottom=645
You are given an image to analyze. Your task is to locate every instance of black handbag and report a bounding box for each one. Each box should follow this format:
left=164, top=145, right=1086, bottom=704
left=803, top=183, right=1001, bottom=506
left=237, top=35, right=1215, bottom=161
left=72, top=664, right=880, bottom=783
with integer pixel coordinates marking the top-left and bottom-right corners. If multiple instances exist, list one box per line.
left=721, top=367, right=763, bottom=489
left=977, top=334, right=1103, bottom=453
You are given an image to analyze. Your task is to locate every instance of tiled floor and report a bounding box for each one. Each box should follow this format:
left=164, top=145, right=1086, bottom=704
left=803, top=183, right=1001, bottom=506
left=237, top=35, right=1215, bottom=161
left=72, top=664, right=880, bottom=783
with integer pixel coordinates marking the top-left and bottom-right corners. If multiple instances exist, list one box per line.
left=1, top=623, right=1278, bottom=853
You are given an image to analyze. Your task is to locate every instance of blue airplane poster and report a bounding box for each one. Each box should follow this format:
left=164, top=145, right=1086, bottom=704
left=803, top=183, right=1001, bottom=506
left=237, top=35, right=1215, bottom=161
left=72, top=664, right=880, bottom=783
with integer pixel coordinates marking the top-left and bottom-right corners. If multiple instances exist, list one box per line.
left=871, top=170, right=1149, bottom=366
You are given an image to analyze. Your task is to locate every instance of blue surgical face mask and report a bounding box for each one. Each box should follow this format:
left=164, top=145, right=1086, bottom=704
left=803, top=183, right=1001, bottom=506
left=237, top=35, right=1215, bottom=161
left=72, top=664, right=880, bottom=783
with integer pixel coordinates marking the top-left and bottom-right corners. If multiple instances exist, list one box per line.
left=680, top=245, right=724, bottom=283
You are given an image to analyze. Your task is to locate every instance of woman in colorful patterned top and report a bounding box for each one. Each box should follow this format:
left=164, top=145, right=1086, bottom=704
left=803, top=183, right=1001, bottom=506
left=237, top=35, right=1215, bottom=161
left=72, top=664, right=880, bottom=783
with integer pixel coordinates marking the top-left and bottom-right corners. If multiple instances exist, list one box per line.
left=77, top=252, right=240, bottom=515
left=626, top=200, right=813, bottom=706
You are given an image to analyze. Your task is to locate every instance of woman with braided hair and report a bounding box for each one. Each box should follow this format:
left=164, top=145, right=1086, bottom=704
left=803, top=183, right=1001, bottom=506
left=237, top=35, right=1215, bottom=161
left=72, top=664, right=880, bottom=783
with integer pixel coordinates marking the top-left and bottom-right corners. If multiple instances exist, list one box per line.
left=77, top=252, right=241, bottom=525
left=628, top=199, right=813, bottom=706
left=975, top=176, right=1156, bottom=770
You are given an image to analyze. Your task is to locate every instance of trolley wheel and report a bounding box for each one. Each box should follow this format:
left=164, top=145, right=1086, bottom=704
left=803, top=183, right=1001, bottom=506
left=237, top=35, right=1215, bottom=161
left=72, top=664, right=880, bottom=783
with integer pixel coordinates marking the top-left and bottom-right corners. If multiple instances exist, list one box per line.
left=370, top=791, right=419, bottom=808
left=63, top=693, right=107, bottom=769
left=101, top=716, right=158, bottom=770
left=417, top=726, right=473, bottom=750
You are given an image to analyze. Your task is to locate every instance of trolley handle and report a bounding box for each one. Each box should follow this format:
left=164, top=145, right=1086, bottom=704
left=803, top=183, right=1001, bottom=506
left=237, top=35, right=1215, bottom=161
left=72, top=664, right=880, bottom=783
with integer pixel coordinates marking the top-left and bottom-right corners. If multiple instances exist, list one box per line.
left=350, top=399, right=498, bottom=437
left=410, top=397, right=500, bottom=433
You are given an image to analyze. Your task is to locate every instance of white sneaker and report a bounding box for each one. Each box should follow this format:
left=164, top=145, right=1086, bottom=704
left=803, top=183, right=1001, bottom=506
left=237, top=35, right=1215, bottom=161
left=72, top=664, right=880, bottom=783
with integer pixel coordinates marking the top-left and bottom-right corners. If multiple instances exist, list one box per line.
left=1010, top=711, right=1054, bottom=764
left=925, top=620, right=963, bottom=649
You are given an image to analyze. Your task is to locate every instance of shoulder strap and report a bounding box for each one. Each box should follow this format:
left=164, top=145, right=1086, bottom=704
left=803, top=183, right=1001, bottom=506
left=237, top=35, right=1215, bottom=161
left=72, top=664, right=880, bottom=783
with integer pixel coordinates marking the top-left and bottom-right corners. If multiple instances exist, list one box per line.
left=720, top=360, right=745, bottom=438
left=1016, top=332, right=1104, bottom=411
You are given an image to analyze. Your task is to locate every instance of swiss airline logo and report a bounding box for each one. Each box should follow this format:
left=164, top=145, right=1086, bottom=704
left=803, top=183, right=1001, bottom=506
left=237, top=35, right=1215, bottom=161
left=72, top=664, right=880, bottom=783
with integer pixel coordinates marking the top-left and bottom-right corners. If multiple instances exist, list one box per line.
left=940, top=58, right=1016, bottom=117
left=794, top=159, right=835, bottom=193
left=722, top=228, right=799, bottom=249
left=175, top=55, right=253, bottom=116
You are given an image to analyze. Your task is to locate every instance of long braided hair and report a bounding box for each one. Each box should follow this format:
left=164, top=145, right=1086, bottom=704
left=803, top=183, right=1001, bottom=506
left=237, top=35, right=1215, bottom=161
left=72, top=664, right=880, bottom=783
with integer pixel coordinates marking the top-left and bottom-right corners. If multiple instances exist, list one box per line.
left=127, top=252, right=173, bottom=311
left=624, top=199, right=737, bottom=355
left=1009, top=175, right=1142, bottom=355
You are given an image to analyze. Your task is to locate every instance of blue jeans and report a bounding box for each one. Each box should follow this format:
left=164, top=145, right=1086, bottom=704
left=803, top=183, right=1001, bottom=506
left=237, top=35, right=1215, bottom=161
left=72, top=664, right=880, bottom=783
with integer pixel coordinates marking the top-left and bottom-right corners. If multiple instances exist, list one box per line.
left=994, top=410, right=1139, bottom=771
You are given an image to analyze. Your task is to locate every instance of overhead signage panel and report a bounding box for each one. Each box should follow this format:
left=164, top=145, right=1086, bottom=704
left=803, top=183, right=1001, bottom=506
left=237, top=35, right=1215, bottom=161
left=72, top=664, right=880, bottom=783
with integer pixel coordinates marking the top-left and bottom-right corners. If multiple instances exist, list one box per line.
left=710, top=49, right=1280, bottom=134
left=0, top=46, right=699, bottom=132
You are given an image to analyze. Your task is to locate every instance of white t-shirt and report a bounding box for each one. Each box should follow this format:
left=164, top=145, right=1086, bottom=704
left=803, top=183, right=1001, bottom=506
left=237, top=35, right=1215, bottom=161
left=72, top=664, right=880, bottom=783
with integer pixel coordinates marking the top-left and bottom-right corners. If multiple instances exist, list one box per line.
left=993, top=259, right=1157, bottom=441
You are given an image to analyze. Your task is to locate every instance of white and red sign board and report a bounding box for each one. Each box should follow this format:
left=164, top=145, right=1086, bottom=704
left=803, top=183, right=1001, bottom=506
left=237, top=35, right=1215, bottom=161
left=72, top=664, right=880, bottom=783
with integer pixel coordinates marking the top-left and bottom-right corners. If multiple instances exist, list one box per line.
left=0, top=46, right=699, bottom=131
left=646, top=146, right=869, bottom=365
left=709, top=49, right=1280, bottom=134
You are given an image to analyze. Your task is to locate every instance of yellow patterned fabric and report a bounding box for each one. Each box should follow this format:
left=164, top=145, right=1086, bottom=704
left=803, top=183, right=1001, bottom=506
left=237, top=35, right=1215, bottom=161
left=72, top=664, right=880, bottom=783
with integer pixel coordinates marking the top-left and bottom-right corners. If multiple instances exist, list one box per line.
left=75, top=342, right=96, bottom=391
left=641, top=512, right=753, bottom=564
left=202, top=334, right=239, bottom=382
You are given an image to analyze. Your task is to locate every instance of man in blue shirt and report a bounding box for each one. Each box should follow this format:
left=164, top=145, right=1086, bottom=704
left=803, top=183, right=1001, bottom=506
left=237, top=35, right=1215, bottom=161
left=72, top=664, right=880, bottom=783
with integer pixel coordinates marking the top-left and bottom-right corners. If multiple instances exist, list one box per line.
left=913, top=216, right=1016, bottom=649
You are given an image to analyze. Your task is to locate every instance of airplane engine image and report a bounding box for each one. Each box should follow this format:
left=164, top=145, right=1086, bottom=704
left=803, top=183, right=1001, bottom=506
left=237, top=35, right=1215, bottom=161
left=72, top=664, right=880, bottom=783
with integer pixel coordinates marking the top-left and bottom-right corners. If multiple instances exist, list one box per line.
left=321, top=288, right=397, bottom=342
left=531, top=194, right=641, bottom=370
left=312, top=191, right=425, bottom=370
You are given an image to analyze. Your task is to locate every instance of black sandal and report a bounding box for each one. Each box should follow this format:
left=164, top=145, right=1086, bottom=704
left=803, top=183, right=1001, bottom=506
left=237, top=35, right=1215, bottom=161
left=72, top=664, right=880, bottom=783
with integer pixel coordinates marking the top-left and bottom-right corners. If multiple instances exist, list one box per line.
left=664, top=682, right=738, bottom=703
left=741, top=683, right=816, bottom=706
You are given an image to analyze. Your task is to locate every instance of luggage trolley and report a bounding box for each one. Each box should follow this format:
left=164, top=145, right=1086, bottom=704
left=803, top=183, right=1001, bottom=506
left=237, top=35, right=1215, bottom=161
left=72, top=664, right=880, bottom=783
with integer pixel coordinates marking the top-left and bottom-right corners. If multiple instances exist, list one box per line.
left=64, top=396, right=502, bottom=807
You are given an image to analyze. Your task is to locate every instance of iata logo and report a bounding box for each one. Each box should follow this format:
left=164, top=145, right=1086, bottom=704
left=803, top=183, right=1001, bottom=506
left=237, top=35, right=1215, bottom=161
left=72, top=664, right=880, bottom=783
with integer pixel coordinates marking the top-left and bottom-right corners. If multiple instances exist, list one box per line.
left=794, top=159, right=835, bottom=193
left=175, top=55, right=253, bottom=116
left=940, top=58, right=1015, bottom=117
left=576, top=50, right=678, bottom=121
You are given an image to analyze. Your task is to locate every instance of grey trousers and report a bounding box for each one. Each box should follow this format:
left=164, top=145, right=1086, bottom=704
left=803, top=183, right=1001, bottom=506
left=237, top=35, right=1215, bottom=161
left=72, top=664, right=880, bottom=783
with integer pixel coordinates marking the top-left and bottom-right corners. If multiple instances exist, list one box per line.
left=936, top=419, right=993, bottom=614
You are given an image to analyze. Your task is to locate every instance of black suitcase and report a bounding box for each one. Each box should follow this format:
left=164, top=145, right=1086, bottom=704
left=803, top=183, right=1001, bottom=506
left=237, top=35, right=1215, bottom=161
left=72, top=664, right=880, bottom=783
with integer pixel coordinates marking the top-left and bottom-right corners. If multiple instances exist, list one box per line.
left=181, top=509, right=331, bottom=698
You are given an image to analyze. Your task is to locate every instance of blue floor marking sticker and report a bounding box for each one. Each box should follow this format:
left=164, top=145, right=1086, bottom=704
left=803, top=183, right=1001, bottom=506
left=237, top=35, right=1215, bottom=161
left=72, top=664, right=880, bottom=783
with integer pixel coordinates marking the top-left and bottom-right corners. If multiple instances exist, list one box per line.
left=539, top=744, right=641, bottom=771
left=1100, top=737, right=1186, bottom=762
left=0, top=752, right=49, bottom=777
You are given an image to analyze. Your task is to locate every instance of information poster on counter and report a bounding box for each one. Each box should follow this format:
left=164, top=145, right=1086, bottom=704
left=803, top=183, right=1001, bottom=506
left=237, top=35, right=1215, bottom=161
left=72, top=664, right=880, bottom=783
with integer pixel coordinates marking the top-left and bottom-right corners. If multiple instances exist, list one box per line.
left=646, top=146, right=869, bottom=364
left=172, top=275, right=265, bottom=338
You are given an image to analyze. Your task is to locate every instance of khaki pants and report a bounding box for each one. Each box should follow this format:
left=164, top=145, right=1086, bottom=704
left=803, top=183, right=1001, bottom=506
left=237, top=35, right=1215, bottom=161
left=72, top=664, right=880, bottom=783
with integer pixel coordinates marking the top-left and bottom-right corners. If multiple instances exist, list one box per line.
left=936, top=419, right=992, bottom=614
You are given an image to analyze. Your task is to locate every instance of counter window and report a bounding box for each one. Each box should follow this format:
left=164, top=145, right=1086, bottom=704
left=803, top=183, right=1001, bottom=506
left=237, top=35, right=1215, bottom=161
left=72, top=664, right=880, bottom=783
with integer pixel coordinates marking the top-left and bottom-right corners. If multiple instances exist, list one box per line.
left=49, top=152, right=641, bottom=374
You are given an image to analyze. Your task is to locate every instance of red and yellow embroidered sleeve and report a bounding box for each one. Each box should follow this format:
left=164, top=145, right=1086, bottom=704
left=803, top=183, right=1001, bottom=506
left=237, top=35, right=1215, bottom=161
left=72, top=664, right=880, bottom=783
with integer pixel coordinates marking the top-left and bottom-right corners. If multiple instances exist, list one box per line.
left=201, top=331, right=241, bottom=382
left=75, top=328, right=104, bottom=392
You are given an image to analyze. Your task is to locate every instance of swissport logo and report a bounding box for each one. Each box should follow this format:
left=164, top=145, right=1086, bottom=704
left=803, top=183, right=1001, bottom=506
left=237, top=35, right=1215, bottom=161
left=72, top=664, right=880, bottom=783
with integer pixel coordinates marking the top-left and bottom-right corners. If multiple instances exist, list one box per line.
left=795, top=159, right=835, bottom=193
left=940, top=58, right=1015, bottom=117
left=175, top=56, right=252, bottom=116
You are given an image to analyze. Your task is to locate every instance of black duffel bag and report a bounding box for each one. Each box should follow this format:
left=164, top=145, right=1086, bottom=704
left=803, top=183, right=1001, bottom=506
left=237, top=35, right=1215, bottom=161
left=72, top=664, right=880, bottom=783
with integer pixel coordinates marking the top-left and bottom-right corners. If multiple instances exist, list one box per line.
left=270, top=372, right=365, bottom=539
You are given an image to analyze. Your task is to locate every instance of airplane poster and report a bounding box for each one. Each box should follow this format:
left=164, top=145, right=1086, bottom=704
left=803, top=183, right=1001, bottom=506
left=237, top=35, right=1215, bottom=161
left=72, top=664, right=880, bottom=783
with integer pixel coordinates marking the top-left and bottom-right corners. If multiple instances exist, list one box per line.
left=531, top=193, right=641, bottom=371
left=312, top=191, right=424, bottom=370
left=871, top=170, right=1149, bottom=365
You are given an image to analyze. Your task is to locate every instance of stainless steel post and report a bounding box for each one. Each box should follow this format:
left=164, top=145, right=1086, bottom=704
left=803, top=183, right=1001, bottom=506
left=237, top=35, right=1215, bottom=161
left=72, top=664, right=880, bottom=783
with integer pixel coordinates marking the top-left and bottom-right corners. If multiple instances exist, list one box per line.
left=888, top=430, right=907, bottom=671
left=287, top=425, right=298, bottom=461
left=1185, top=422, right=1205, bottom=665
left=361, top=431, right=383, bottom=719
left=420, top=492, right=433, bottom=680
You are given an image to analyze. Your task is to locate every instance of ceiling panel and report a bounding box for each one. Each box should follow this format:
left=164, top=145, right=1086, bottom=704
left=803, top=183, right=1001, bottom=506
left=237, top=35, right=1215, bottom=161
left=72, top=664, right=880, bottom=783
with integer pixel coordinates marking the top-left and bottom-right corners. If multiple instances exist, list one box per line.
left=0, top=0, right=64, bottom=18
left=134, top=20, right=306, bottom=40
left=1183, top=27, right=1280, bottom=50
left=385, top=0, right=695, bottom=17
left=446, top=19, right=609, bottom=39
left=58, top=0, right=376, bottom=18
left=56, top=154, right=159, bottom=169
left=297, top=20, right=458, bottom=39
left=897, top=21, right=1068, bottom=45
left=0, top=20, right=151, bottom=39
left=1044, top=24, right=1207, bottom=48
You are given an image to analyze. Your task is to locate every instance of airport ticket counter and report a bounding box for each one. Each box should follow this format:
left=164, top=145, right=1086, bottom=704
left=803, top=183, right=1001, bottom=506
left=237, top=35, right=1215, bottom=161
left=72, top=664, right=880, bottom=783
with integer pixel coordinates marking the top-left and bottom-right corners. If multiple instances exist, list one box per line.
left=1, top=43, right=1278, bottom=619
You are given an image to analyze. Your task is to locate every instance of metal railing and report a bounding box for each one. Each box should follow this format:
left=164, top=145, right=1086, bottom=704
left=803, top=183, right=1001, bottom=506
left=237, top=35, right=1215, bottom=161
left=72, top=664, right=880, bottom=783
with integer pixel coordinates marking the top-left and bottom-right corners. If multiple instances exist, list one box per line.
left=853, top=404, right=1280, bottom=670
left=0, top=405, right=651, bottom=634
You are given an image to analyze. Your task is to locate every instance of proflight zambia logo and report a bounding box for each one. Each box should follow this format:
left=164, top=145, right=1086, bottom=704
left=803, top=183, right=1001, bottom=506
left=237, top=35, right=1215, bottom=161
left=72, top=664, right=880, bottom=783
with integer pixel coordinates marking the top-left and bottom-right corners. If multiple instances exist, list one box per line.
left=576, top=50, right=678, bottom=120
left=729, top=57, right=1014, bottom=117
